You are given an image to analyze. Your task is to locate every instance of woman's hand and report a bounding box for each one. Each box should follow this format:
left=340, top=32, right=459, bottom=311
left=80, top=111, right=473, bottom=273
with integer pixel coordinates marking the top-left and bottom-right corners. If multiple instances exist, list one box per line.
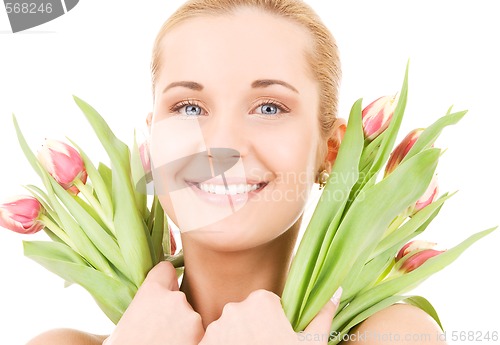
left=199, top=288, right=342, bottom=345
left=104, top=261, right=204, bottom=345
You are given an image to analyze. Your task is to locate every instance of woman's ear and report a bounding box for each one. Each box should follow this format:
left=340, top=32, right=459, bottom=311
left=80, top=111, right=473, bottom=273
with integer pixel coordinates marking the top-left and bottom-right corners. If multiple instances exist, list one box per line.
left=324, top=119, right=346, bottom=172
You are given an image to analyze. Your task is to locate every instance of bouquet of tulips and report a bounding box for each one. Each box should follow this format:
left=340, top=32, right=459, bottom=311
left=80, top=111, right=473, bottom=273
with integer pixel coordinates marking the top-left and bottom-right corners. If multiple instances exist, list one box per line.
left=281, top=65, right=496, bottom=343
left=1, top=97, right=182, bottom=324
left=0, top=64, right=496, bottom=339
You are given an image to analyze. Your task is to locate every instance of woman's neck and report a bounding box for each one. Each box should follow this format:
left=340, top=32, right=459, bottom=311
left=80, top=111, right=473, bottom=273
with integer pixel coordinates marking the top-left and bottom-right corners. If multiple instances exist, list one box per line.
left=179, top=221, right=300, bottom=329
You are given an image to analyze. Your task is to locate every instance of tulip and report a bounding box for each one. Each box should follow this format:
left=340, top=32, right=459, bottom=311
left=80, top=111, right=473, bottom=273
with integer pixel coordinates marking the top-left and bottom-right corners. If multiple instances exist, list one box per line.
left=384, top=128, right=424, bottom=176
left=414, top=175, right=439, bottom=213
left=396, top=240, right=437, bottom=261
left=139, top=141, right=151, bottom=175
left=169, top=227, right=177, bottom=254
left=0, top=196, right=44, bottom=234
left=37, top=139, right=88, bottom=195
left=362, top=94, right=398, bottom=140
left=399, top=249, right=445, bottom=273
left=139, top=140, right=154, bottom=186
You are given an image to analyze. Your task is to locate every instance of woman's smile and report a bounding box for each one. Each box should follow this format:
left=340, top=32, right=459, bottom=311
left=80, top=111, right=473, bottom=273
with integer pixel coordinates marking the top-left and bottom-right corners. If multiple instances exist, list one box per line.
left=185, top=176, right=269, bottom=208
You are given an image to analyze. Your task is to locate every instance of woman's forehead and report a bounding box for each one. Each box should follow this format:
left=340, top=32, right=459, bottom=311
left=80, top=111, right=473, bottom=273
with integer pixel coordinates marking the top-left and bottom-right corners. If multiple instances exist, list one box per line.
left=157, top=8, right=315, bottom=87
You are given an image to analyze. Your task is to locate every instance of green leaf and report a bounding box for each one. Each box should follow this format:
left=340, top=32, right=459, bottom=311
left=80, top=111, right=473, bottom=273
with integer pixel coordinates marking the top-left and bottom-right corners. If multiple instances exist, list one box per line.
left=130, top=132, right=148, bottom=219
left=403, top=110, right=467, bottom=164
left=340, top=245, right=396, bottom=301
left=23, top=240, right=88, bottom=266
left=98, top=162, right=113, bottom=196
left=150, top=196, right=165, bottom=263
left=359, top=133, right=384, bottom=172
left=329, top=295, right=406, bottom=345
left=282, top=98, right=364, bottom=326
left=328, top=295, right=442, bottom=345
left=24, top=241, right=136, bottom=324
left=404, top=295, right=443, bottom=330
left=71, top=194, right=114, bottom=237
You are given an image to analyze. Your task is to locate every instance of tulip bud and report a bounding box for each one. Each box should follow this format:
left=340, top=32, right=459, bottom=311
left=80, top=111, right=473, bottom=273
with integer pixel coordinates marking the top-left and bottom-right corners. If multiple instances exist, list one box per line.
left=139, top=141, right=153, bottom=185
left=414, top=175, right=439, bottom=213
left=399, top=249, right=445, bottom=273
left=362, top=94, right=398, bottom=140
left=384, top=128, right=424, bottom=176
left=169, top=227, right=177, bottom=254
left=0, top=196, right=44, bottom=234
left=37, top=139, right=88, bottom=195
left=396, top=240, right=437, bottom=261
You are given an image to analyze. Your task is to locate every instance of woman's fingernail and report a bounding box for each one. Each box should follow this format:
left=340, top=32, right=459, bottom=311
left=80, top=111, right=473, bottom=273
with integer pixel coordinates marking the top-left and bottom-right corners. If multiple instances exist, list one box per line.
left=330, top=286, right=343, bottom=305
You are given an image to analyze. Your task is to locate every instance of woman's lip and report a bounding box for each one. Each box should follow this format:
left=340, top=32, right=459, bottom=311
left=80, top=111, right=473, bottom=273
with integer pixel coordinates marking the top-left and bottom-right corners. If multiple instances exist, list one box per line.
left=185, top=177, right=269, bottom=185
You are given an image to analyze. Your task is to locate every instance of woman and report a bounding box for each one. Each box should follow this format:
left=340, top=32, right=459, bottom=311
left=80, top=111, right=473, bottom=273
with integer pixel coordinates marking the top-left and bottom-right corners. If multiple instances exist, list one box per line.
left=27, top=0, right=445, bottom=344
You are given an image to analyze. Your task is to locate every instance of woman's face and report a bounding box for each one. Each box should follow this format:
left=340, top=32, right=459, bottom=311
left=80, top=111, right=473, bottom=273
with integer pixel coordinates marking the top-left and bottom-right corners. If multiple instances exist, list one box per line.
left=150, top=8, right=323, bottom=251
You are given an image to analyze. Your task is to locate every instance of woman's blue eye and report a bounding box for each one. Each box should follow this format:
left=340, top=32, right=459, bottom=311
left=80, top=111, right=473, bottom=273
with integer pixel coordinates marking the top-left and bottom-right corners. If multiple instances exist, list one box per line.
left=259, top=104, right=278, bottom=115
left=184, top=105, right=202, bottom=116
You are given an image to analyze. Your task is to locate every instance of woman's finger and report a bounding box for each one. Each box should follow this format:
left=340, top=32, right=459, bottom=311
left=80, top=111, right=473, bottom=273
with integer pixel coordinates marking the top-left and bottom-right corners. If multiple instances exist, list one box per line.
left=303, top=287, right=343, bottom=340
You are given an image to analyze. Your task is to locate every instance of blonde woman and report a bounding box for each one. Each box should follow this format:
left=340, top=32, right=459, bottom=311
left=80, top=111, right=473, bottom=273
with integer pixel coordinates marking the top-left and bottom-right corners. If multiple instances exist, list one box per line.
left=27, top=1, right=445, bottom=344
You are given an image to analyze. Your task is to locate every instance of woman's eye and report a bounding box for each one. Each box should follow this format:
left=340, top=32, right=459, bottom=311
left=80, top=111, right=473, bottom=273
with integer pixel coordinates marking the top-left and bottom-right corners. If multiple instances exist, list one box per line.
left=170, top=101, right=206, bottom=117
left=252, top=101, right=290, bottom=118
left=258, top=104, right=279, bottom=115
left=184, top=105, right=202, bottom=116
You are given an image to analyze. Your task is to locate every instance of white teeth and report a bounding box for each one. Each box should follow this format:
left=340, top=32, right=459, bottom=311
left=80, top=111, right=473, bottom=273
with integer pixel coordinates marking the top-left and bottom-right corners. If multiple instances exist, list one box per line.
left=197, top=183, right=262, bottom=195
left=228, top=184, right=237, bottom=194
left=214, top=185, right=225, bottom=194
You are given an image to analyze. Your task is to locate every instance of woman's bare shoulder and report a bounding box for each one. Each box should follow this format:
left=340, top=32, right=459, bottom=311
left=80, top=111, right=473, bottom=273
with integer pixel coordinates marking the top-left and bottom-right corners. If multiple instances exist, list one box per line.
left=25, top=328, right=108, bottom=345
left=341, top=303, right=446, bottom=344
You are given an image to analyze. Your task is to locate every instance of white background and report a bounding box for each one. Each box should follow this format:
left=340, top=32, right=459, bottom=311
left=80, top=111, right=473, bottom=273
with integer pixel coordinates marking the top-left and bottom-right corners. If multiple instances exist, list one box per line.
left=1, top=1, right=499, bottom=344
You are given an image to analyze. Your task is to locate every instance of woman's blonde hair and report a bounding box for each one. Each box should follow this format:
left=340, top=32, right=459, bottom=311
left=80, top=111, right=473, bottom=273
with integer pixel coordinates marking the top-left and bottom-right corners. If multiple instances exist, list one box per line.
left=151, top=0, right=342, bottom=168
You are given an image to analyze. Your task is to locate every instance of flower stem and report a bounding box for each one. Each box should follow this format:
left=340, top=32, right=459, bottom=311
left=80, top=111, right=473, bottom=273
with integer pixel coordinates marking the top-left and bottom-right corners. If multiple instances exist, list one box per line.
left=39, top=214, right=77, bottom=250
left=73, top=178, right=115, bottom=235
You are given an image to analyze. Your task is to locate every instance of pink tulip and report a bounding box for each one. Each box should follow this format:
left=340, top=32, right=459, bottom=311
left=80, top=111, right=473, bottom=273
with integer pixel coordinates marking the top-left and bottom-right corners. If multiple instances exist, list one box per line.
left=396, top=240, right=437, bottom=261
left=37, top=139, right=88, bottom=195
left=384, top=128, right=424, bottom=176
left=139, top=141, right=151, bottom=175
left=362, top=94, right=398, bottom=140
left=414, top=175, right=439, bottom=213
left=399, top=249, right=445, bottom=273
left=0, top=196, right=44, bottom=234
left=169, top=226, right=177, bottom=254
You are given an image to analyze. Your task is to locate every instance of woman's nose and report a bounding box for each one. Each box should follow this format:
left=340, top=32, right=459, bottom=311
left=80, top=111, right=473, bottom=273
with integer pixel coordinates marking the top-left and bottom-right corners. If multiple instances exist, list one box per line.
left=201, top=112, right=249, bottom=159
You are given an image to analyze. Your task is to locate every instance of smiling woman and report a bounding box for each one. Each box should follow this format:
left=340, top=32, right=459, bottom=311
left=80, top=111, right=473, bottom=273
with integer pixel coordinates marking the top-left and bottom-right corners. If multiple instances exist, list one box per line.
left=1, top=0, right=498, bottom=345
left=23, top=1, right=443, bottom=344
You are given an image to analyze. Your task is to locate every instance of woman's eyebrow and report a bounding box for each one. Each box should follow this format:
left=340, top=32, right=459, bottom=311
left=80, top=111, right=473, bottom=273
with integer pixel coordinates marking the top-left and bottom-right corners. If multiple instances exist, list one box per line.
left=251, top=79, right=299, bottom=94
left=163, top=81, right=204, bottom=93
